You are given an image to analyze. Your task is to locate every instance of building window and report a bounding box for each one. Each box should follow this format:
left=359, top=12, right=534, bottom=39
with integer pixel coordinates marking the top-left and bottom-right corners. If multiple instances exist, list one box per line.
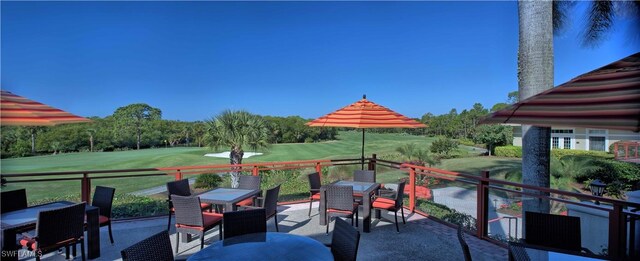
left=552, top=129, right=574, bottom=134
left=563, top=137, right=571, bottom=149
left=552, top=137, right=559, bottom=149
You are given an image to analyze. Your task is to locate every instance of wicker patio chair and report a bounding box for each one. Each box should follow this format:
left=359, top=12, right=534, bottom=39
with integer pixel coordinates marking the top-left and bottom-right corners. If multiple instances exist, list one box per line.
left=235, top=175, right=262, bottom=208
left=171, top=194, right=222, bottom=253
left=328, top=218, right=361, bottom=261
left=508, top=243, right=531, bottom=261
left=307, top=172, right=322, bottom=216
left=120, top=230, right=174, bottom=261
left=524, top=211, right=592, bottom=253
left=353, top=170, right=375, bottom=183
left=241, top=185, right=281, bottom=232
left=91, top=186, right=116, bottom=244
left=223, top=208, right=267, bottom=239
left=371, top=181, right=406, bottom=232
left=20, top=203, right=86, bottom=261
left=325, top=185, right=359, bottom=235
left=457, top=225, right=472, bottom=261
left=1, top=188, right=27, bottom=214
left=166, top=179, right=213, bottom=230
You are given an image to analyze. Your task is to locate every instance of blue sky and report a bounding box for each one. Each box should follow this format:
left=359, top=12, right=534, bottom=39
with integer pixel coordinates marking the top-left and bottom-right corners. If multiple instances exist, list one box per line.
left=1, top=1, right=637, bottom=121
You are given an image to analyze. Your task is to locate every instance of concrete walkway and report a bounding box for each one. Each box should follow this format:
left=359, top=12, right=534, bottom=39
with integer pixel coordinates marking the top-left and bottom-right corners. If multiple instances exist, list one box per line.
left=30, top=202, right=507, bottom=261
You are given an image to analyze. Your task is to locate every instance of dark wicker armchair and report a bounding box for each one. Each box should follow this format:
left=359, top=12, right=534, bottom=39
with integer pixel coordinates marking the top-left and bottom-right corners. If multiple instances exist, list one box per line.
left=171, top=194, right=223, bottom=253
left=223, top=208, right=267, bottom=239
left=524, top=211, right=592, bottom=253
left=325, top=185, right=359, bottom=235
left=457, top=225, right=472, bottom=261
left=235, top=175, right=262, bottom=208
left=121, top=230, right=174, bottom=261
left=372, top=181, right=406, bottom=232
left=329, top=218, right=361, bottom=261
left=1, top=188, right=27, bottom=214
left=20, top=203, right=86, bottom=261
left=508, top=243, right=531, bottom=261
left=307, top=172, right=322, bottom=216
left=166, top=179, right=213, bottom=230
left=92, top=186, right=116, bottom=244
left=353, top=170, right=375, bottom=183
left=241, top=185, right=281, bottom=232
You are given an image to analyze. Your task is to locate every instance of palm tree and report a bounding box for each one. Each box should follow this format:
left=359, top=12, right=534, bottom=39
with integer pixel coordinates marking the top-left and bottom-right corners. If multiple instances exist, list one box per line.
left=396, top=143, right=440, bottom=167
left=205, top=110, right=270, bottom=187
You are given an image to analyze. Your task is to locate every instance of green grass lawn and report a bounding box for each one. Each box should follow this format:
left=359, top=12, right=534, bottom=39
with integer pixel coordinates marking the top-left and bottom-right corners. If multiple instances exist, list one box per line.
left=1, top=131, right=452, bottom=201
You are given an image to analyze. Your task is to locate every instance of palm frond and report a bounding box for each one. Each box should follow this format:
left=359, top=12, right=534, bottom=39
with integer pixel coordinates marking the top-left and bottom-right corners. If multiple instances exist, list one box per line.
left=582, top=0, right=614, bottom=47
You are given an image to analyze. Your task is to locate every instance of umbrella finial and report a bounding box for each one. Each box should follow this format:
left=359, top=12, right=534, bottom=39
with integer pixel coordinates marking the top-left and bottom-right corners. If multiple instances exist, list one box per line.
left=363, top=94, right=366, bottom=100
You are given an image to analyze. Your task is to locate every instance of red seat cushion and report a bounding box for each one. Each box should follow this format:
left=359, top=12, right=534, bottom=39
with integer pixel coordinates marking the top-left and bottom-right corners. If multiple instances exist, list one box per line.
left=98, top=215, right=110, bottom=224
left=372, top=197, right=397, bottom=210
left=176, top=212, right=223, bottom=231
left=353, top=193, right=364, bottom=197
left=19, top=238, right=36, bottom=250
left=236, top=197, right=255, bottom=207
left=327, top=203, right=359, bottom=215
left=310, top=193, right=321, bottom=200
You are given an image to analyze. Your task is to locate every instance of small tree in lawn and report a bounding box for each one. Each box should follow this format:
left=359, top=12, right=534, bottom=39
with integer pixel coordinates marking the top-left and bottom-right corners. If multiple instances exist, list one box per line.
left=430, top=137, right=458, bottom=156
left=473, top=125, right=512, bottom=156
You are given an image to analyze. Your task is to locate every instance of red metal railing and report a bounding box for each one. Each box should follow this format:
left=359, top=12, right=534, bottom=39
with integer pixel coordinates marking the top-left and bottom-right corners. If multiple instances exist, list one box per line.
left=2, top=155, right=640, bottom=259
left=614, top=141, right=640, bottom=160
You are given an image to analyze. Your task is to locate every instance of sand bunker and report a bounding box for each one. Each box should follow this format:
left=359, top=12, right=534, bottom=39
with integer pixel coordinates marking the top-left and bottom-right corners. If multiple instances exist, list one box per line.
left=204, top=151, right=263, bottom=158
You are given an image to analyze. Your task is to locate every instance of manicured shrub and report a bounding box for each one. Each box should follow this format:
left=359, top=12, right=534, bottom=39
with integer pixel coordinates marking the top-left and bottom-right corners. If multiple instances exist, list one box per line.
left=194, top=173, right=223, bottom=189
left=550, top=149, right=613, bottom=159
left=430, top=137, right=459, bottom=156
left=494, top=146, right=522, bottom=158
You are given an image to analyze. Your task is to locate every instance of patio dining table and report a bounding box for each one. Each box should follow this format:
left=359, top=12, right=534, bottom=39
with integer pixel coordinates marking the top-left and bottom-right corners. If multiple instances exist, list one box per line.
left=508, top=242, right=609, bottom=261
left=0, top=201, right=100, bottom=260
left=319, top=180, right=380, bottom=233
left=198, top=187, right=260, bottom=212
left=187, top=232, right=332, bottom=261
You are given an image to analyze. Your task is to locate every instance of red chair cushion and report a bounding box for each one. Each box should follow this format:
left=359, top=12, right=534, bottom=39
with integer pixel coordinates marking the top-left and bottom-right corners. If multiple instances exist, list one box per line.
left=98, top=215, right=110, bottom=224
left=353, top=193, right=364, bottom=197
left=327, top=203, right=359, bottom=215
left=176, top=212, right=223, bottom=231
left=310, top=193, right=321, bottom=200
left=236, top=197, right=254, bottom=207
left=372, top=197, right=397, bottom=210
left=19, top=238, right=36, bottom=250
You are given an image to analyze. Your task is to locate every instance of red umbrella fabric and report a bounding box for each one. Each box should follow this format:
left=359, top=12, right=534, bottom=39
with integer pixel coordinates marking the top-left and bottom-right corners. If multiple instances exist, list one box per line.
left=307, top=95, right=426, bottom=168
left=1, top=90, right=91, bottom=126
left=481, top=52, right=640, bottom=132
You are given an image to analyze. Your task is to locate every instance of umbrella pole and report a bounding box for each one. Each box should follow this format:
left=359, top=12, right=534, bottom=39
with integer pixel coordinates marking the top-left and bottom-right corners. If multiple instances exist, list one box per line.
left=361, top=129, right=365, bottom=170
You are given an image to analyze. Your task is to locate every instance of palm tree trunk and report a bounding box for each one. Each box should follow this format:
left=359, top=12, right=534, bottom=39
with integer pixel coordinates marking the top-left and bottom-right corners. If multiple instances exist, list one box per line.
left=229, top=146, right=244, bottom=188
left=518, top=0, right=553, bottom=222
left=31, top=128, right=36, bottom=155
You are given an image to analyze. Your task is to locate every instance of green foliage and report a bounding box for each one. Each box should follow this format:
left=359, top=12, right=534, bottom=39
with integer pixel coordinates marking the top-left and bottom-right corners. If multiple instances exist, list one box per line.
left=457, top=139, right=475, bottom=146
left=259, top=170, right=310, bottom=202
left=580, top=159, right=640, bottom=198
left=262, top=116, right=337, bottom=144
left=472, top=125, right=513, bottom=155
left=396, top=143, right=440, bottom=167
left=550, top=149, right=613, bottom=159
left=111, top=194, right=167, bottom=218
left=430, top=137, right=459, bottom=156
left=194, top=174, right=223, bottom=189
left=416, top=199, right=476, bottom=230
left=494, top=146, right=522, bottom=158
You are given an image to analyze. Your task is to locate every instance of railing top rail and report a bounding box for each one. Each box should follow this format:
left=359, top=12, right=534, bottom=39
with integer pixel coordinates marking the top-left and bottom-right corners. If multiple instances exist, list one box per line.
left=1, top=168, right=160, bottom=177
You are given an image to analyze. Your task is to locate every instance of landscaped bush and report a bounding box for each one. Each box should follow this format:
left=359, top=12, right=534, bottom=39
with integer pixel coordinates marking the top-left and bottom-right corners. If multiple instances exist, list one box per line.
left=430, top=137, right=459, bottom=156
left=494, top=146, right=522, bottom=158
left=579, top=159, right=640, bottom=198
left=551, top=149, right=613, bottom=159
left=415, top=199, right=477, bottom=230
left=194, top=173, right=223, bottom=189
left=111, top=194, right=167, bottom=218
left=457, top=138, right=475, bottom=146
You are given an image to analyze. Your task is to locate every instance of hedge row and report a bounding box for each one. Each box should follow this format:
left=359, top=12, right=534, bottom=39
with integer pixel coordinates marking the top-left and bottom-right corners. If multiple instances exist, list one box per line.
left=494, top=146, right=613, bottom=159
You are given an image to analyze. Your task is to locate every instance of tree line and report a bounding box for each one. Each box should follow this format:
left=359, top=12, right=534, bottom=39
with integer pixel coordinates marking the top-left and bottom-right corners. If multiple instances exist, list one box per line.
left=0, top=104, right=337, bottom=158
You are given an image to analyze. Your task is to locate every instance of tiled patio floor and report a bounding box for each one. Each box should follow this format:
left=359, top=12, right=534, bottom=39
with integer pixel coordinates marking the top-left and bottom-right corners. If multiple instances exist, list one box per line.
left=30, top=202, right=507, bottom=260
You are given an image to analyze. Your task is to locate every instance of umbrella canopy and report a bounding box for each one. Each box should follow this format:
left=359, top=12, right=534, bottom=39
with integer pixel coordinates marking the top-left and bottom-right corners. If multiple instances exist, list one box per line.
left=481, top=52, right=640, bottom=132
left=1, top=90, right=91, bottom=126
left=307, top=95, right=426, bottom=168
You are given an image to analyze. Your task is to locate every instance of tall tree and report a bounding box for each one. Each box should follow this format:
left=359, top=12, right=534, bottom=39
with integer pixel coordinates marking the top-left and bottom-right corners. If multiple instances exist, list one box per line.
left=113, top=103, right=162, bottom=150
left=205, top=110, right=270, bottom=187
left=518, top=0, right=553, bottom=216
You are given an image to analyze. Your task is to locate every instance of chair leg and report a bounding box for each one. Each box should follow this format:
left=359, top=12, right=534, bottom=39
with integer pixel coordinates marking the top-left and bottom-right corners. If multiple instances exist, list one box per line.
left=308, top=199, right=313, bottom=217
left=401, top=207, right=406, bottom=224
left=73, top=243, right=77, bottom=257
left=167, top=212, right=172, bottom=231
left=108, top=222, right=114, bottom=244
left=355, top=211, right=359, bottom=228
left=326, top=216, right=330, bottom=235
left=200, top=234, right=205, bottom=250
left=81, top=238, right=86, bottom=261
left=274, top=215, right=279, bottom=232
left=66, top=245, right=70, bottom=259
left=394, top=210, right=400, bottom=233
left=219, top=223, right=223, bottom=240
left=175, top=232, right=180, bottom=254
left=36, top=253, right=40, bottom=261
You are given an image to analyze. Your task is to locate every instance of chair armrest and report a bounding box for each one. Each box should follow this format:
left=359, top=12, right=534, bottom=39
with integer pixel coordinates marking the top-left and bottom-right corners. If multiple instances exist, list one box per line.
left=239, top=205, right=262, bottom=210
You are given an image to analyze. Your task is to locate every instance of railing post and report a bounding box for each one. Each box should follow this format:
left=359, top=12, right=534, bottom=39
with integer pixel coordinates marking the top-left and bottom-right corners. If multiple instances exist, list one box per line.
left=175, top=169, right=182, bottom=180
left=315, top=162, right=322, bottom=181
left=477, top=171, right=490, bottom=239
left=409, top=167, right=416, bottom=212
left=368, top=154, right=377, bottom=172
left=81, top=173, right=91, bottom=204
left=252, top=165, right=259, bottom=176
left=608, top=203, right=627, bottom=260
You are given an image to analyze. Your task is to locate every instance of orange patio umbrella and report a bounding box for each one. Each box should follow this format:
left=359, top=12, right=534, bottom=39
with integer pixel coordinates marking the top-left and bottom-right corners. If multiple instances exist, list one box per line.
left=307, top=95, right=426, bottom=169
left=1, top=90, right=91, bottom=126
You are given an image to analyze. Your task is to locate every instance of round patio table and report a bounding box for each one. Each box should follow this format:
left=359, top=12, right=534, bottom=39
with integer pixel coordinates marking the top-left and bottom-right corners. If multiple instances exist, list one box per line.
left=187, top=232, right=333, bottom=261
